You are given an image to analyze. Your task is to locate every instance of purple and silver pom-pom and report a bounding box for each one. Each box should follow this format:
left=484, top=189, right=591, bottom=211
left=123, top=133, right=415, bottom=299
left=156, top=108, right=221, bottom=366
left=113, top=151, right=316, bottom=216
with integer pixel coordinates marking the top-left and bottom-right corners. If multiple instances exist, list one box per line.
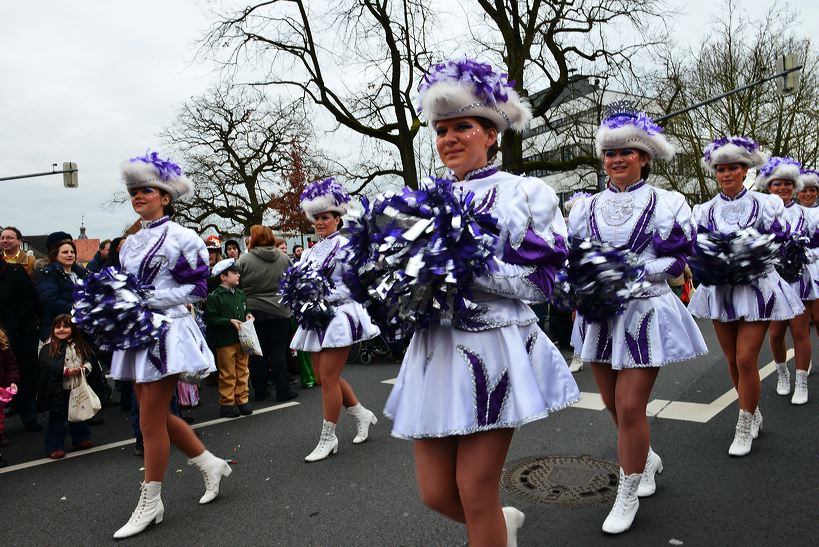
left=548, top=268, right=574, bottom=312
left=343, top=177, right=497, bottom=339
left=689, top=228, right=779, bottom=286
left=776, top=233, right=810, bottom=283
left=279, top=261, right=335, bottom=331
left=564, top=238, right=650, bottom=322
left=129, top=151, right=182, bottom=181
left=72, top=267, right=169, bottom=351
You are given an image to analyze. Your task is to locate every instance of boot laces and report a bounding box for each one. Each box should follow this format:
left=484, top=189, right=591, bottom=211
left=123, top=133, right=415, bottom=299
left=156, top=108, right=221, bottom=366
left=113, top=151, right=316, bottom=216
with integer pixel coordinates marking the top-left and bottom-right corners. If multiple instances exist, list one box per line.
left=735, top=415, right=751, bottom=443
left=795, top=374, right=807, bottom=393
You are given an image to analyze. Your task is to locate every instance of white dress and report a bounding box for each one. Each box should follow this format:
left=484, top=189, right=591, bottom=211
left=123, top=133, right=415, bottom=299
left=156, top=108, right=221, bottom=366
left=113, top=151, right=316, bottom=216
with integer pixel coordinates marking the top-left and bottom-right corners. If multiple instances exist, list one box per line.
left=568, top=180, right=708, bottom=369
left=289, top=231, right=380, bottom=352
left=688, top=189, right=804, bottom=321
left=384, top=169, right=581, bottom=439
left=110, top=217, right=216, bottom=383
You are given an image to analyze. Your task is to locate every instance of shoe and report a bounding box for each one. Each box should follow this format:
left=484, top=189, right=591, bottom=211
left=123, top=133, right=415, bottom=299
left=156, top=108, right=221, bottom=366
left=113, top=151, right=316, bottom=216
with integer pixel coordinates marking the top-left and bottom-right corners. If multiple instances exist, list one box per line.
left=502, top=507, right=525, bottom=547
left=637, top=447, right=663, bottom=497
left=751, top=408, right=763, bottom=439
left=49, top=450, right=66, bottom=459
left=219, top=405, right=240, bottom=418
left=791, top=370, right=808, bottom=405
left=134, top=438, right=144, bottom=457
left=73, top=440, right=94, bottom=450
left=346, top=403, right=377, bottom=444
left=276, top=392, right=298, bottom=403
left=237, top=403, right=253, bottom=416
left=86, top=415, right=104, bottom=426
left=113, top=482, right=163, bottom=539
left=775, top=362, right=791, bottom=395
left=24, top=422, right=43, bottom=433
left=602, top=468, right=641, bottom=534
left=569, top=356, right=584, bottom=373
left=728, top=409, right=753, bottom=457
left=0, top=434, right=9, bottom=448
left=188, top=450, right=232, bottom=504
left=305, top=420, right=338, bottom=462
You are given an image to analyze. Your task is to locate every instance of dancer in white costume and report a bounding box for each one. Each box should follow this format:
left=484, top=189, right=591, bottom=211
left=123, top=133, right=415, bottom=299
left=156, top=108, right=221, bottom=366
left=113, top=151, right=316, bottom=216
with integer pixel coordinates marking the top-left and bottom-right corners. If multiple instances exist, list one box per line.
left=568, top=104, right=707, bottom=535
left=689, top=140, right=803, bottom=457
left=109, top=152, right=230, bottom=539
left=290, top=177, right=380, bottom=462
left=758, top=157, right=814, bottom=404
left=383, top=59, right=580, bottom=547
left=796, top=168, right=819, bottom=339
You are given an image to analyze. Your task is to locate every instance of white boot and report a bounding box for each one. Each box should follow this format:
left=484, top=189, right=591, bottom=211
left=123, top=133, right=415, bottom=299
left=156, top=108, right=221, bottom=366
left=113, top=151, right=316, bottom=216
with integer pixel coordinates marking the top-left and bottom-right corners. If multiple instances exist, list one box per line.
left=188, top=450, right=233, bottom=504
left=775, top=362, right=791, bottom=395
left=751, top=407, right=763, bottom=439
left=568, top=355, right=584, bottom=373
left=637, top=447, right=663, bottom=497
left=113, top=481, right=163, bottom=539
left=346, top=403, right=377, bottom=444
left=305, top=420, right=338, bottom=462
left=728, top=409, right=753, bottom=457
left=602, top=468, right=641, bottom=534
left=502, top=506, right=525, bottom=547
left=791, top=370, right=808, bottom=405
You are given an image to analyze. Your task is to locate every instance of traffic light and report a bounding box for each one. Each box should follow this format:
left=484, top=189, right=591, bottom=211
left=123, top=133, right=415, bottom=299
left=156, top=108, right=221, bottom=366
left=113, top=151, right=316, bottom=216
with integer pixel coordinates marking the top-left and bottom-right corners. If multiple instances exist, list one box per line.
left=776, top=54, right=801, bottom=96
left=63, top=162, right=78, bottom=188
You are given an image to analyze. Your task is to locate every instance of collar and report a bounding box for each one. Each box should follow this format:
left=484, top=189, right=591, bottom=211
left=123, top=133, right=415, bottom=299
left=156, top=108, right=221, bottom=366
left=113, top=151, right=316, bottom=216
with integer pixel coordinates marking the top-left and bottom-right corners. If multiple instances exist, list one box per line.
left=607, top=179, right=645, bottom=193
left=141, top=216, right=171, bottom=229
left=719, top=188, right=748, bottom=202
left=785, top=200, right=798, bottom=208
left=318, top=231, right=340, bottom=243
left=447, top=164, right=499, bottom=182
left=2, top=248, right=24, bottom=262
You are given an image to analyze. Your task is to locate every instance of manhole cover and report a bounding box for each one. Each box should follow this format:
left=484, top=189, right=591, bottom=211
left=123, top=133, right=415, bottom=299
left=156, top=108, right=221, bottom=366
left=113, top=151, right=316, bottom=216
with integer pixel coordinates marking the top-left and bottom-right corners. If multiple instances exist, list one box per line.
left=501, top=455, right=619, bottom=507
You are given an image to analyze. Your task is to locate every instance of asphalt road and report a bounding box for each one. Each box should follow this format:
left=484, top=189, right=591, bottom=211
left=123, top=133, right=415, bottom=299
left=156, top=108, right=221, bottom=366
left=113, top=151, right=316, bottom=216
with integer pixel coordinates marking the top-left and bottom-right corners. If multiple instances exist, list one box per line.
left=1, top=318, right=816, bottom=546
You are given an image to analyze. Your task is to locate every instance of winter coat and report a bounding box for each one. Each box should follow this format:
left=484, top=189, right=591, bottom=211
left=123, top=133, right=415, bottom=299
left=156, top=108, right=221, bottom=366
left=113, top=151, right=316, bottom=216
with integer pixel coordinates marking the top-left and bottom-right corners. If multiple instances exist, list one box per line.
left=205, top=286, right=248, bottom=348
left=0, top=260, right=39, bottom=392
left=86, top=252, right=105, bottom=273
left=234, top=247, right=291, bottom=318
left=36, top=341, right=99, bottom=413
left=0, top=347, right=20, bottom=388
left=35, top=263, right=88, bottom=341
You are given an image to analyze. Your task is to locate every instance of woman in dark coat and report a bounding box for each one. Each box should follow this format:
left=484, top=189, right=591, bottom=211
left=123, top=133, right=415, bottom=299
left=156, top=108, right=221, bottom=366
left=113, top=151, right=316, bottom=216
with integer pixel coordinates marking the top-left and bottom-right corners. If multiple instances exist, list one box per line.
left=36, top=235, right=88, bottom=341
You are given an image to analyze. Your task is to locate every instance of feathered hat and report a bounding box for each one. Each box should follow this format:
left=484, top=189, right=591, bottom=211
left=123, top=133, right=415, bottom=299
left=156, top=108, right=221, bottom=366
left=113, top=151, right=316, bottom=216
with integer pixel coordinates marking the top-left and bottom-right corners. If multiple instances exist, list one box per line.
left=798, top=168, right=819, bottom=190
left=417, top=59, right=532, bottom=132
left=701, top=136, right=768, bottom=172
left=595, top=101, right=675, bottom=161
left=121, top=151, right=194, bottom=202
left=300, top=177, right=351, bottom=222
left=755, top=156, right=803, bottom=192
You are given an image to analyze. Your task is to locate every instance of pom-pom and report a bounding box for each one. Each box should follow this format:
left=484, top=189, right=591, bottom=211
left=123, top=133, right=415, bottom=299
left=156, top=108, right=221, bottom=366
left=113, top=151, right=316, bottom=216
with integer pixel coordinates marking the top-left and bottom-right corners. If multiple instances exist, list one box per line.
left=776, top=234, right=810, bottom=283
left=72, top=267, right=169, bottom=351
left=279, top=261, right=336, bottom=331
left=688, top=228, right=780, bottom=286
left=561, top=238, right=650, bottom=322
left=342, top=177, right=497, bottom=339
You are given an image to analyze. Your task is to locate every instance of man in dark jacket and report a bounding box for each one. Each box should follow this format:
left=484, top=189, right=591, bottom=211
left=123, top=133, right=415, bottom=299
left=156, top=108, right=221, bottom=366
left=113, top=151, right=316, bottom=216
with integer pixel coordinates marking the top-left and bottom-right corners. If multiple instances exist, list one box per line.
left=0, top=257, right=42, bottom=431
left=85, top=239, right=111, bottom=273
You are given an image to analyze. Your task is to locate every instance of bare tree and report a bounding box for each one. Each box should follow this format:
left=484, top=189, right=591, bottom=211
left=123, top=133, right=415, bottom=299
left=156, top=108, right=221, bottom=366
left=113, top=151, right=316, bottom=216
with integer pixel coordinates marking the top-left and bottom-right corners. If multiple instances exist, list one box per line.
left=161, top=85, right=325, bottom=235
left=201, top=0, right=437, bottom=189
left=653, top=0, right=819, bottom=203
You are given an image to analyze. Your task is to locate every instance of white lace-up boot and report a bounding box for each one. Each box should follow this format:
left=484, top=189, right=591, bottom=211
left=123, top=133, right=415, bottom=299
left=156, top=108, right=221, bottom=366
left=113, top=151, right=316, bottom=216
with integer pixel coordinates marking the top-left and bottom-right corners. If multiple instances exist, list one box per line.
left=569, top=355, right=584, bottom=372
left=502, top=506, right=525, bottom=547
left=728, top=409, right=753, bottom=456
left=305, top=420, right=338, bottom=462
left=637, top=447, right=663, bottom=497
left=751, top=407, right=763, bottom=439
left=113, top=481, right=163, bottom=539
left=791, top=370, right=808, bottom=405
left=775, top=362, right=791, bottom=395
left=188, top=450, right=233, bottom=504
left=602, top=468, right=641, bottom=534
left=346, top=403, right=378, bottom=444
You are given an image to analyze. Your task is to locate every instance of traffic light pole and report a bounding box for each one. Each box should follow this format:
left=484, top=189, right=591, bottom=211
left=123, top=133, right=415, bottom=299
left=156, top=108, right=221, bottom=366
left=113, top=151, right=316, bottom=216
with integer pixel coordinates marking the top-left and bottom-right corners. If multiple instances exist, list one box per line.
left=0, top=168, right=77, bottom=182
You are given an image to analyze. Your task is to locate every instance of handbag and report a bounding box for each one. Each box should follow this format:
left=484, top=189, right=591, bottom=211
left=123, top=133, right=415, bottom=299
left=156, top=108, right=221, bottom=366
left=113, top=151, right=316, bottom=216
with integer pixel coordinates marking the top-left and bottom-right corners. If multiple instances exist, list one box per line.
left=238, top=318, right=263, bottom=356
left=681, top=278, right=694, bottom=305
left=68, top=369, right=101, bottom=422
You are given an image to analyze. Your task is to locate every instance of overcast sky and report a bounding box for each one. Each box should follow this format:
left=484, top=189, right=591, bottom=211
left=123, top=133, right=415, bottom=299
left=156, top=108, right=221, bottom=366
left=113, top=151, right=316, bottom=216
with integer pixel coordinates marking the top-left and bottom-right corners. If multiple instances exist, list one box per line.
left=1, top=0, right=816, bottom=241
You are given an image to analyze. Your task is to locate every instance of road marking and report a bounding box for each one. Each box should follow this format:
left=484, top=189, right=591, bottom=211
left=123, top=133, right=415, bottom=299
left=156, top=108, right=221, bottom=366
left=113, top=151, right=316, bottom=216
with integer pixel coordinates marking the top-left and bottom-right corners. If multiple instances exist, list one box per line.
left=0, top=401, right=300, bottom=475
left=379, top=350, right=793, bottom=424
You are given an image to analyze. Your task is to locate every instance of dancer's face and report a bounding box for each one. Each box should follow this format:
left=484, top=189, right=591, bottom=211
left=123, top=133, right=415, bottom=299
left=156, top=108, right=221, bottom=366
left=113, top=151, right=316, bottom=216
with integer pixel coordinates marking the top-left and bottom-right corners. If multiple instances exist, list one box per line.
left=130, top=186, right=169, bottom=220
left=314, top=212, right=339, bottom=238
left=798, top=186, right=817, bottom=207
left=435, top=117, right=497, bottom=180
left=603, top=148, right=647, bottom=188
left=715, top=163, right=748, bottom=196
left=769, top=179, right=795, bottom=203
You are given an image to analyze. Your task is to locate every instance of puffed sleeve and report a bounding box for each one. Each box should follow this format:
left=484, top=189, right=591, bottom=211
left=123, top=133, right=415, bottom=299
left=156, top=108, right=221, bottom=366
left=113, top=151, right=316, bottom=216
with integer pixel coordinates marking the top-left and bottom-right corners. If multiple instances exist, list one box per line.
left=145, top=226, right=210, bottom=308
left=642, top=190, right=696, bottom=281
left=691, top=203, right=709, bottom=232
left=472, top=177, right=568, bottom=303
left=567, top=195, right=592, bottom=240
left=758, top=193, right=789, bottom=242
left=804, top=206, right=819, bottom=255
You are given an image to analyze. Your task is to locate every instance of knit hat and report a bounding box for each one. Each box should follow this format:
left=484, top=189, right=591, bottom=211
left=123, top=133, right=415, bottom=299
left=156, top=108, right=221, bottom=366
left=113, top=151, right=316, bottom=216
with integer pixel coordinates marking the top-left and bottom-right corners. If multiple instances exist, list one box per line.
left=223, top=239, right=241, bottom=254
left=211, top=258, right=237, bottom=277
left=417, top=59, right=532, bottom=132
left=797, top=168, right=819, bottom=190
left=755, top=156, right=803, bottom=192
left=701, top=136, right=767, bottom=173
left=300, top=177, right=351, bottom=222
left=121, top=151, right=194, bottom=202
left=595, top=101, right=675, bottom=161
left=46, top=231, right=73, bottom=251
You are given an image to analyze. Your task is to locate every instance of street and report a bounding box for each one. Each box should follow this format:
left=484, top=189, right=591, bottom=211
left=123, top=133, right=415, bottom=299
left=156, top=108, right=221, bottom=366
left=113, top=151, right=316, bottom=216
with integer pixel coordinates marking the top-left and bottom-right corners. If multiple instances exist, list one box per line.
left=1, top=318, right=816, bottom=546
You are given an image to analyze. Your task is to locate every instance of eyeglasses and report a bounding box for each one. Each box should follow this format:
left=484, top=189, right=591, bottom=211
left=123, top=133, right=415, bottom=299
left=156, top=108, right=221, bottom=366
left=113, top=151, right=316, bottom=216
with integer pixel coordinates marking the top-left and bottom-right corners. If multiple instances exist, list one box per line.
left=128, top=188, right=157, bottom=197
left=603, top=149, right=637, bottom=158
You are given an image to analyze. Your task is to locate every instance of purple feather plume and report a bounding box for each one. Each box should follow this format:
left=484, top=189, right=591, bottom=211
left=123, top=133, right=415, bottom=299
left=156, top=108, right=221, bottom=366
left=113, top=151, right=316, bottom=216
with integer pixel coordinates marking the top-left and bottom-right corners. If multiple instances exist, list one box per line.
left=300, top=177, right=351, bottom=205
left=759, top=156, right=801, bottom=178
left=703, top=136, right=760, bottom=162
left=129, top=151, right=182, bottom=181
left=417, top=59, right=515, bottom=113
left=601, top=101, right=663, bottom=135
